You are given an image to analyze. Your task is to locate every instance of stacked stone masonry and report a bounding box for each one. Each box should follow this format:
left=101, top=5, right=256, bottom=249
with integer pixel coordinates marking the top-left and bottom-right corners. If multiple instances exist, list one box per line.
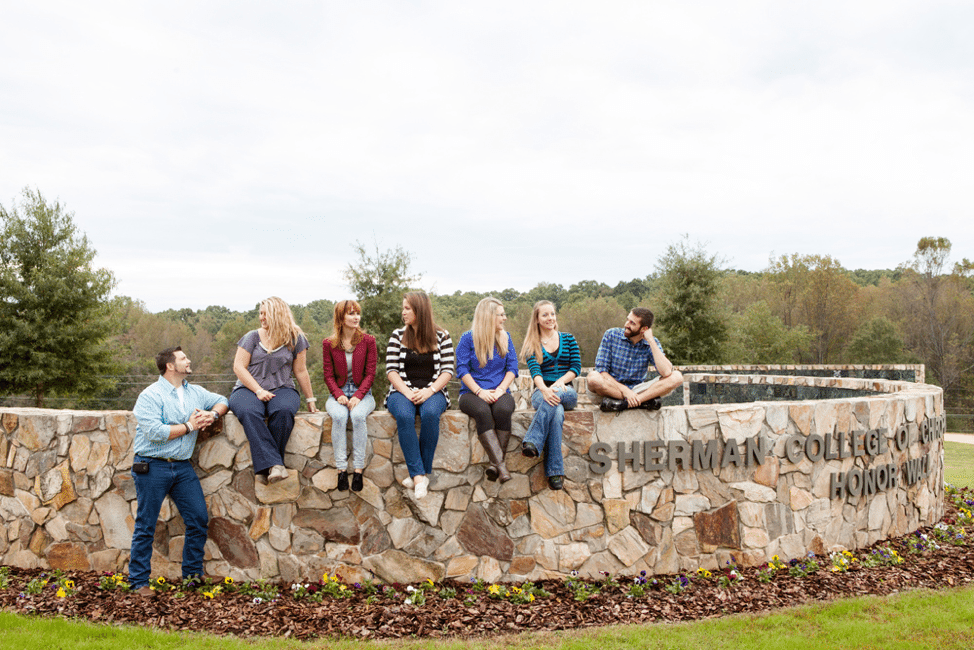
left=0, top=371, right=944, bottom=585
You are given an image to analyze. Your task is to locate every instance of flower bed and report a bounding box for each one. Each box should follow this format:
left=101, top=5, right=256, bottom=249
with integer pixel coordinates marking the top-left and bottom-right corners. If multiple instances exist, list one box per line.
left=2, top=486, right=972, bottom=641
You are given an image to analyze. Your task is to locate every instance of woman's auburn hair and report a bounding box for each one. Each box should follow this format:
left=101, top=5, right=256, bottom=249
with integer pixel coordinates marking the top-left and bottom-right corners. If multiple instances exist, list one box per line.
left=471, top=297, right=508, bottom=368
left=401, top=291, right=442, bottom=354
left=328, top=299, right=364, bottom=349
left=260, top=296, right=304, bottom=351
left=520, top=300, right=556, bottom=364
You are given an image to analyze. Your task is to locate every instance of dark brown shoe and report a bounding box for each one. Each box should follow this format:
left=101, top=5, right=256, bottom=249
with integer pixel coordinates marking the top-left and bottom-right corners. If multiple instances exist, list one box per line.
left=478, top=430, right=511, bottom=483
left=136, top=585, right=156, bottom=598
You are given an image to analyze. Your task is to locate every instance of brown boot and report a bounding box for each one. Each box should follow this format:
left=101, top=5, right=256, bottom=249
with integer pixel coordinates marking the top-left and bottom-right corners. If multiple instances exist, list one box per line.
left=478, top=430, right=512, bottom=483
left=495, top=429, right=511, bottom=461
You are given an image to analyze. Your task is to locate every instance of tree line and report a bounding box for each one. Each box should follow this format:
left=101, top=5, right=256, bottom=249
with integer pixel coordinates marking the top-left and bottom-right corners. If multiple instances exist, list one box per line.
left=2, top=189, right=973, bottom=424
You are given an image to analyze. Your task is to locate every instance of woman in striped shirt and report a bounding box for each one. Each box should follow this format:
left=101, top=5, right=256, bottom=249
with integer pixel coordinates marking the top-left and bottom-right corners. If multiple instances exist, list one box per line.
left=385, top=291, right=455, bottom=499
left=519, top=300, right=581, bottom=490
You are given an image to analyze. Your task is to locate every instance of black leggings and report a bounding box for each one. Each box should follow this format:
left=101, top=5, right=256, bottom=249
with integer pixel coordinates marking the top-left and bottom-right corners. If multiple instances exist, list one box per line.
left=458, top=392, right=515, bottom=434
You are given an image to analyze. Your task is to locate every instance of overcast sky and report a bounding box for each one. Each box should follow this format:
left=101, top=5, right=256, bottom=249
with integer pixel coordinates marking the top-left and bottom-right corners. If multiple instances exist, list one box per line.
left=2, top=1, right=972, bottom=312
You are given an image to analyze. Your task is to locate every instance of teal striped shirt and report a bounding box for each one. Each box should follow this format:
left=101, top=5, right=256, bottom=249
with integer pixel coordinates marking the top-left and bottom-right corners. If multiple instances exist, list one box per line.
left=526, top=332, right=582, bottom=384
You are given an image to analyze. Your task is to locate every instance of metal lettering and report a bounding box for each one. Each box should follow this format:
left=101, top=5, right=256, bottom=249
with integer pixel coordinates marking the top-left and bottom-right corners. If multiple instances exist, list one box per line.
left=644, top=440, right=665, bottom=471
left=894, top=425, right=909, bottom=451
left=785, top=435, right=804, bottom=464
left=668, top=440, right=691, bottom=472
left=721, top=439, right=742, bottom=468
left=691, top=439, right=720, bottom=471
left=589, top=442, right=612, bottom=474
left=618, top=441, right=641, bottom=472
left=745, top=435, right=767, bottom=467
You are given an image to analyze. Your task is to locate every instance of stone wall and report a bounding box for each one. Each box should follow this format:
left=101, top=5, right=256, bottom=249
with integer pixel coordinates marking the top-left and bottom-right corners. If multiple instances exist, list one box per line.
left=0, top=372, right=944, bottom=585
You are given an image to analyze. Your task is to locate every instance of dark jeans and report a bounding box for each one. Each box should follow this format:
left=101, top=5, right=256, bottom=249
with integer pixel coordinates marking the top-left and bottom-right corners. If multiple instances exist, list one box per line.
left=458, top=392, right=515, bottom=434
left=129, top=456, right=208, bottom=589
left=228, top=386, right=299, bottom=474
left=387, top=391, right=448, bottom=477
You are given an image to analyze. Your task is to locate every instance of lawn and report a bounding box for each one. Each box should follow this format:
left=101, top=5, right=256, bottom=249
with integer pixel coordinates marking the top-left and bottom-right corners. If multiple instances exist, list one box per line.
left=945, top=440, right=974, bottom=488
left=2, top=585, right=974, bottom=650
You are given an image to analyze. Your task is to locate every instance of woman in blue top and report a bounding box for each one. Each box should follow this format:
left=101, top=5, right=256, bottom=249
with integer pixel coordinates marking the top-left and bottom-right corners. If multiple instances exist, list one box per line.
left=456, top=297, right=518, bottom=483
left=519, top=300, right=581, bottom=491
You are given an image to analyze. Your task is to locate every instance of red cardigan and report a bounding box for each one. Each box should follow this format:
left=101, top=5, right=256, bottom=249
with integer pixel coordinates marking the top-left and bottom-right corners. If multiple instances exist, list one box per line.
left=322, top=334, right=378, bottom=400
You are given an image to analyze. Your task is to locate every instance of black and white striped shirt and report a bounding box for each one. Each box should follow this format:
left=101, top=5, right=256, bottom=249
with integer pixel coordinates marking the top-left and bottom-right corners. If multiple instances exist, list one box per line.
left=385, top=327, right=455, bottom=404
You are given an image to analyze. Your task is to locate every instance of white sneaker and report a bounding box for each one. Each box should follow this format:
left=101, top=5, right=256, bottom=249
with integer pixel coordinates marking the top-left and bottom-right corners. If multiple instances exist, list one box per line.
left=268, top=465, right=288, bottom=483
left=414, top=474, right=429, bottom=499
left=402, top=476, right=414, bottom=489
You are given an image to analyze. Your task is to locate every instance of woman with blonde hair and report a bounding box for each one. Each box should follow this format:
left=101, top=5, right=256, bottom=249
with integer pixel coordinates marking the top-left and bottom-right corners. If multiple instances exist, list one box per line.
left=323, top=300, right=377, bottom=493
left=229, top=297, right=317, bottom=483
left=386, top=291, right=455, bottom=498
left=519, top=300, right=581, bottom=490
left=455, top=297, right=518, bottom=483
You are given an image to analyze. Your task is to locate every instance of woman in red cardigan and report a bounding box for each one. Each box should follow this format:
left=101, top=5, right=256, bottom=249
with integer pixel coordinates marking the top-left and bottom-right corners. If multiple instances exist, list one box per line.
left=323, top=300, right=377, bottom=492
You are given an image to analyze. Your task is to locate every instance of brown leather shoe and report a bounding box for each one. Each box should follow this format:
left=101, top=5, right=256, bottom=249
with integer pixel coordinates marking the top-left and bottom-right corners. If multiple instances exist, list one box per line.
left=136, top=585, right=156, bottom=598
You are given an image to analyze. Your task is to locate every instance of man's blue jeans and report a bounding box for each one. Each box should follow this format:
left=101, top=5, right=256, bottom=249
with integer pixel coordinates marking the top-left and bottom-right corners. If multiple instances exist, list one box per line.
left=129, top=456, right=209, bottom=589
left=522, top=387, right=577, bottom=477
left=387, top=391, right=448, bottom=477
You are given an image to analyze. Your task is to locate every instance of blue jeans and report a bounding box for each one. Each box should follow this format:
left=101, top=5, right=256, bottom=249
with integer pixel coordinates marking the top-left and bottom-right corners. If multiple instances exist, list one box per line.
left=228, top=386, right=300, bottom=474
left=523, top=387, right=577, bottom=477
left=387, top=390, right=448, bottom=477
left=326, top=391, right=376, bottom=471
left=129, top=456, right=208, bottom=589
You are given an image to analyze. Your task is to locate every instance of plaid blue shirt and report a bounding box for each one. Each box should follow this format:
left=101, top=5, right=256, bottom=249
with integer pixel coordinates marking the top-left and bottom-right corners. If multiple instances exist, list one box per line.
left=593, top=328, right=664, bottom=387
left=133, top=376, right=228, bottom=460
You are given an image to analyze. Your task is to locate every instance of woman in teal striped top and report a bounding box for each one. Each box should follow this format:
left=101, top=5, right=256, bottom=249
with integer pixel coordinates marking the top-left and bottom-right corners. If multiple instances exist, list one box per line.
left=518, top=300, right=581, bottom=490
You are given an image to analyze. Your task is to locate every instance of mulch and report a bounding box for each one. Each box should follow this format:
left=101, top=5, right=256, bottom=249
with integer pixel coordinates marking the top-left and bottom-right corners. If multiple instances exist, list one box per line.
left=3, top=501, right=974, bottom=641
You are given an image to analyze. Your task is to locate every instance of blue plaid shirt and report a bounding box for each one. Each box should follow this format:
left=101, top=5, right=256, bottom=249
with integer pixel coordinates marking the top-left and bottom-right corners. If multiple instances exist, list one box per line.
left=593, top=328, right=664, bottom=387
left=133, top=376, right=228, bottom=460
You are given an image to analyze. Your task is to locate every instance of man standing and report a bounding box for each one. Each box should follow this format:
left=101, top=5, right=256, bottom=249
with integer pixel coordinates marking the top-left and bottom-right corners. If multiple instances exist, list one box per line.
left=586, top=307, right=683, bottom=412
left=130, top=346, right=228, bottom=597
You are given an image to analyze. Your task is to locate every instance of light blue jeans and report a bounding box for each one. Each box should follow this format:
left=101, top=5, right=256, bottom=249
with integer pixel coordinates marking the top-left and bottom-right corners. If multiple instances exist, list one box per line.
left=523, top=386, right=577, bottom=477
left=326, top=389, right=375, bottom=471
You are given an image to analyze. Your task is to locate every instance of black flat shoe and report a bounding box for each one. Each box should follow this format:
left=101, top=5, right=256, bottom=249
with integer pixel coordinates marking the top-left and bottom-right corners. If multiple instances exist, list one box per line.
left=547, top=475, right=564, bottom=490
left=638, top=398, right=662, bottom=411
left=337, top=471, right=349, bottom=491
left=351, top=472, right=363, bottom=492
left=599, top=397, right=627, bottom=412
left=521, top=442, right=539, bottom=458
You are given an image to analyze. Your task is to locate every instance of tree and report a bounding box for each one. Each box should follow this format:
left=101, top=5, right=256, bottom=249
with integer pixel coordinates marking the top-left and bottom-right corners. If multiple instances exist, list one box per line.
left=844, top=317, right=911, bottom=364
left=558, top=296, right=627, bottom=366
left=727, top=301, right=811, bottom=364
left=894, top=237, right=974, bottom=395
left=653, top=238, right=728, bottom=364
left=0, top=188, right=117, bottom=406
left=766, top=254, right=859, bottom=363
left=343, top=241, right=419, bottom=341
left=343, top=242, right=420, bottom=402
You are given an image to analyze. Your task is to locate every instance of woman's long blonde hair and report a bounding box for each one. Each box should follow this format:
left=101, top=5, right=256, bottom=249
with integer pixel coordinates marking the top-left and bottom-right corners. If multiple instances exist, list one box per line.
left=471, top=297, right=508, bottom=368
left=261, top=297, right=304, bottom=351
left=328, top=299, right=364, bottom=349
left=520, top=300, right=556, bottom=364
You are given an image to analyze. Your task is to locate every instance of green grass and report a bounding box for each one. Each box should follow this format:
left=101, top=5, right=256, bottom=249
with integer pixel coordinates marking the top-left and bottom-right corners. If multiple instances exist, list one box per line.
left=3, top=586, right=974, bottom=650
left=945, top=440, right=974, bottom=488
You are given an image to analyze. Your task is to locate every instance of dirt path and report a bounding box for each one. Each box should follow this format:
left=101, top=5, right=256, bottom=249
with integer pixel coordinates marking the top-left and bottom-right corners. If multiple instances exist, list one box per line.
left=946, top=433, right=974, bottom=445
